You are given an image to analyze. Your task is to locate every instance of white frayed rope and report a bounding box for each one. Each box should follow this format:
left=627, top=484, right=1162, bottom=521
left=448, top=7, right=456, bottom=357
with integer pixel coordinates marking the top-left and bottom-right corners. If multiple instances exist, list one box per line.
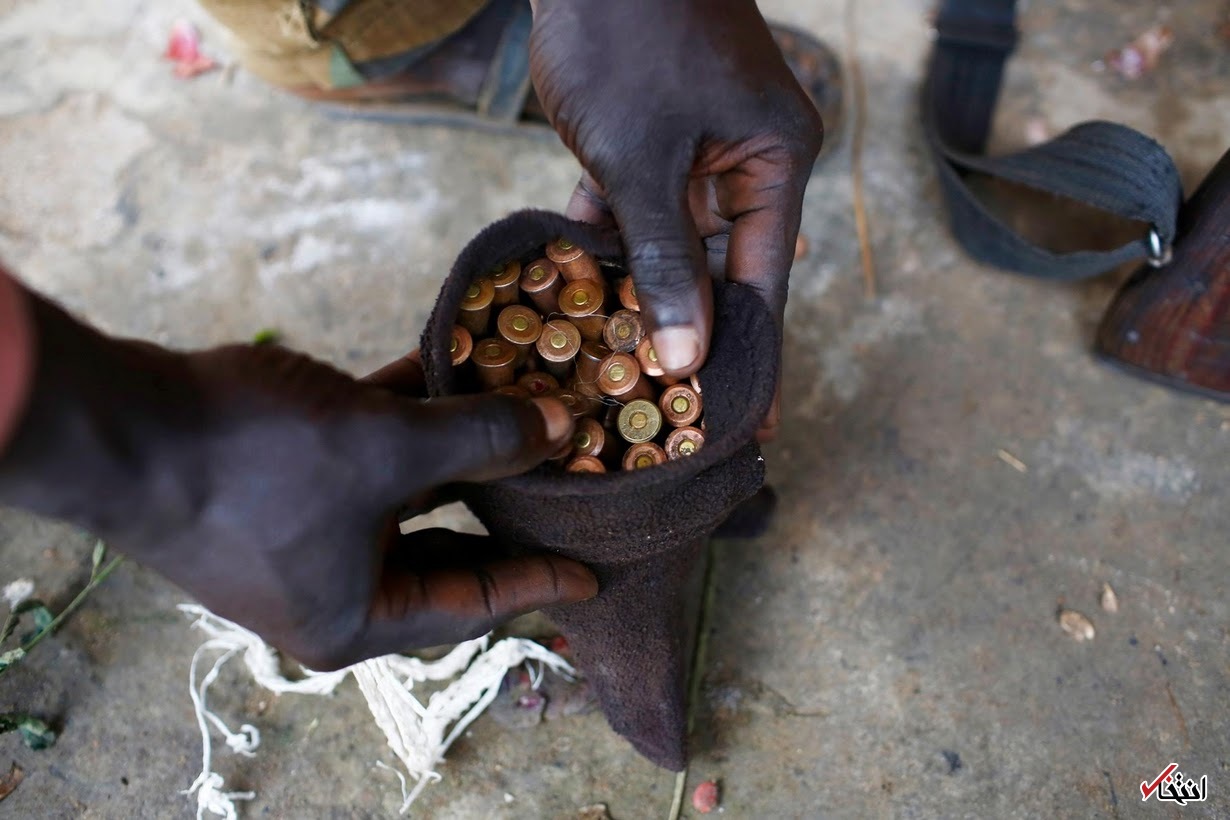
left=177, top=604, right=572, bottom=817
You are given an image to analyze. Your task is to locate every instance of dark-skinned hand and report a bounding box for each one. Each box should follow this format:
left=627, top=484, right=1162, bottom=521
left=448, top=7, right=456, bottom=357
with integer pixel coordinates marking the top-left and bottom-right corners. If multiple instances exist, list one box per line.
left=0, top=288, right=597, bottom=671
left=530, top=0, right=823, bottom=438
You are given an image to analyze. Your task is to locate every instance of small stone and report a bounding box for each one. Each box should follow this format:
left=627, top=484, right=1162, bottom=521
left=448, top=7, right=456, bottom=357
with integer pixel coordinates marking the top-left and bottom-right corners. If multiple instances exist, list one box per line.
left=692, top=780, right=721, bottom=814
left=1059, top=609, right=1096, bottom=641
left=1105, top=25, right=1173, bottom=80
left=548, top=635, right=571, bottom=657
left=0, top=762, right=24, bottom=801
left=577, top=803, right=612, bottom=820
left=1100, top=583, right=1119, bottom=613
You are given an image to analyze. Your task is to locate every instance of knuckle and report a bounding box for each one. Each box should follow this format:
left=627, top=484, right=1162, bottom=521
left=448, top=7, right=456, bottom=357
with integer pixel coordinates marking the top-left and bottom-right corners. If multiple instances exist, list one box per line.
left=474, top=568, right=502, bottom=621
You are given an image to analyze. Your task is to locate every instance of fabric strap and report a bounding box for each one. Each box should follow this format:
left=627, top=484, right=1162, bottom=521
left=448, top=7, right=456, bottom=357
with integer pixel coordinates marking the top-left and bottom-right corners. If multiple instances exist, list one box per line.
left=923, top=0, right=1184, bottom=280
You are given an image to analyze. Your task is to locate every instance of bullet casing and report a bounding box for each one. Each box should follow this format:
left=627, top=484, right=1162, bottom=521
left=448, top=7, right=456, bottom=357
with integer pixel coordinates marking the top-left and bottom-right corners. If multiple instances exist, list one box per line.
left=450, top=325, right=473, bottom=367
left=559, top=280, right=608, bottom=342
left=551, top=389, right=596, bottom=420
left=496, top=304, right=542, bottom=367
left=635, top=337, right=680, bottom=385
left=520, top=258, right=564, bottom=315
left=458, top=278, right=495, bottom=336
left=472, top=337, right=518, bottom=389
left=572, top=417, right=613, bottom=460
left=493, top=384, right=531, bottom=400
left=598, top=353, right=654, bottom=401
left=565, top=455, right=607, bottom=474
left=546, top=238, right=603, bottom=283
left=665, top=426, right=705, bottom=459
left=603, top=309, right=644, bottom=353
left=535, top=319, right=582, bottom=379
left=490, top=260, right=522, bottom=307
left=659, top=383, right=703, bottom=427
left=517, top=371, right=559, bottom=397
left=623, top=442, right=667, bottom=470
left=576, top=341, right=612, bottom=387
left=618, top=276, right=639, bottom=311
left=617, top=399, right=663, bottom=444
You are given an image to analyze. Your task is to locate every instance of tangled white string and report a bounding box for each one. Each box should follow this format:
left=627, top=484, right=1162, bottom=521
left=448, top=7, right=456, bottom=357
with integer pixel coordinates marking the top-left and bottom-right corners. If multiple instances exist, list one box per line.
left=178, top=605, right=572, bottom=817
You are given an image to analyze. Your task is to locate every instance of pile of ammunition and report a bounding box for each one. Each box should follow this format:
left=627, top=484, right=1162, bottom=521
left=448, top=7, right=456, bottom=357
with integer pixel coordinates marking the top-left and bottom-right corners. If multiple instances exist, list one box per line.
left=450, top=239, right=705, bottom=473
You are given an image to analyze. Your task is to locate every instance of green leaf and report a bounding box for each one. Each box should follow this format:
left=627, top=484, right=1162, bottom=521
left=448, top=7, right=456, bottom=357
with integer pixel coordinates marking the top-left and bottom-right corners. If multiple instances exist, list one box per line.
left=0, top=648, right=25, bottom=672
left=252, top=328, right=281, bottom=346
left=16, top=717, right=55, bottom=750
left=29, top=607, right=52, bottom=634
left=0, top=614, right=17, bottom=646
left=91, top=540, right=106, bottom=573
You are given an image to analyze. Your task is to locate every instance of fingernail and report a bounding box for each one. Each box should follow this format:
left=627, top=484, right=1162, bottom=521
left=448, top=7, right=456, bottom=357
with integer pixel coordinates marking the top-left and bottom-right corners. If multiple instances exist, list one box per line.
left=560, top=562, right=600, bottom=602
left=652, top=327, right=701, bottom=373
left=532, top=397, right=574, bottom=445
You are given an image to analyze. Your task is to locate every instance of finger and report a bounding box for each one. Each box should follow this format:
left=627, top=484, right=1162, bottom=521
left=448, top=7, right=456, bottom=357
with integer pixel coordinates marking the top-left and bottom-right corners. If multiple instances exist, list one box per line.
left=565, top=172, right=617, bottom=228
left=364, top=544, right=599, bottom=651
left=382, top=528, right=508, bottom=574
left=716, top=152, right=812, bottom=322
left=602, top=148, right=712, bottom=377
left=405, top=394, right=574, bottom=485
left=362, top=349, right=426, bottom=397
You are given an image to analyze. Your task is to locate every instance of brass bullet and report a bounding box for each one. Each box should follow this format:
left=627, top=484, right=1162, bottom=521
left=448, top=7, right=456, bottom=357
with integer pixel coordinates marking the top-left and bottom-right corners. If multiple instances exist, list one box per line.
left=450, top=325, right=473, bottom=367
left=472, top=337, right=518, bottom=389
left=458, top=278, right=495, bottom=336
left=492, top=384, right=532, bottom=400
left=623, top=442, right=667, bottom=470
left=559, top=279, right=608, bottom=342
left=659, top=383, right=703, bottom=427
left=490, top=260, right=523, bottom=307
left=555, top=388, right=602, bottom=419
left=572, top=417, right=614, bottom=460
left=575, top=341, right=612, bottom=387
left=617, top=399, right=663, bottom=444
left=596, top=352, right=640, bottom=397
left=520, top=258, right=564, bottom=315
left=496, top=304, right=542, bottom=367
left=664, top=426, right=705, bottom=459
left=517, top=371, right=559, bottom=397
left=597, top=352, right=654, bottom=401
left=618, top=276, right=639, bottom=311
left=634, top=337, right=680, bottom=386
left=535, top=318, right=582, bottom=379
left=565, top=455, right=607, bottom=474
left=546, top=237, right=603, bottom=283
left=603, top=309, right=644, bottom=353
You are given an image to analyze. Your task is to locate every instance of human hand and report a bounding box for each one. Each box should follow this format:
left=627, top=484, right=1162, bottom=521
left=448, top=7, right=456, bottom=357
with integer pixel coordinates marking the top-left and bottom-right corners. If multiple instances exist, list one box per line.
left=0, top=293, right=597, bottom=670
left=530, top=0, right=822, bottom=431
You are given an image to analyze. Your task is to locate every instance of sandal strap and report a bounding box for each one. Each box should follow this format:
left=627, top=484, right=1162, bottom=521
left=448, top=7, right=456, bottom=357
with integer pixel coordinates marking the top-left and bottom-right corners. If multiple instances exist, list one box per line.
left=477, top=0, right=535, bottom=123
left=924, top=0, right=1183, bottom=280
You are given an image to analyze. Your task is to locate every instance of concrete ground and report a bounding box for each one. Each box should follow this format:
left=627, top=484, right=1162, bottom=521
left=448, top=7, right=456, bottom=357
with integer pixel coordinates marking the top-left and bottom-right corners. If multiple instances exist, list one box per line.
left=2, top=0, right=1228, bottom=817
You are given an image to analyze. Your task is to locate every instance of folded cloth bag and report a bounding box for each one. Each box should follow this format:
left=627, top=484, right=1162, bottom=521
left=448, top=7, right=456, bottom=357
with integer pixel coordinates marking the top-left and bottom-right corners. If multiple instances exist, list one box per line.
left=420, top=210, right=779, bottom=769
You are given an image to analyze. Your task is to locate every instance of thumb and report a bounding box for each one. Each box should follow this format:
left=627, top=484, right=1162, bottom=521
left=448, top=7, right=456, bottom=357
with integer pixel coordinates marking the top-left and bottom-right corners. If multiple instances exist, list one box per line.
left=604, top=158, right=713, bottom=377
left=405, top=394, right=575, bottom=485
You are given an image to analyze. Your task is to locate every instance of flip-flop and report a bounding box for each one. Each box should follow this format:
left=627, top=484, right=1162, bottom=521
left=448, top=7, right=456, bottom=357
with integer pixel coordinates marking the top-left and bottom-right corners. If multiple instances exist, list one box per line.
left=300, top=0, right=846, bottom=161
left=1094, top=145, right=1230, bottom=403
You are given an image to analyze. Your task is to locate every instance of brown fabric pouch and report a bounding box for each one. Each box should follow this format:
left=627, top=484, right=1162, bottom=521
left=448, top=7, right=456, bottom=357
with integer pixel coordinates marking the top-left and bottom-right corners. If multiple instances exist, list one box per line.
left=420, top=210, right=779, bottom=769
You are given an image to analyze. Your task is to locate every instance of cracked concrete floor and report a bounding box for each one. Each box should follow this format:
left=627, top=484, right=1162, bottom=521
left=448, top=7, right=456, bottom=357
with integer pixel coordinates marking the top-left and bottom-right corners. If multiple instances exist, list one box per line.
left=2, top=0, right=1229, bottom=817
